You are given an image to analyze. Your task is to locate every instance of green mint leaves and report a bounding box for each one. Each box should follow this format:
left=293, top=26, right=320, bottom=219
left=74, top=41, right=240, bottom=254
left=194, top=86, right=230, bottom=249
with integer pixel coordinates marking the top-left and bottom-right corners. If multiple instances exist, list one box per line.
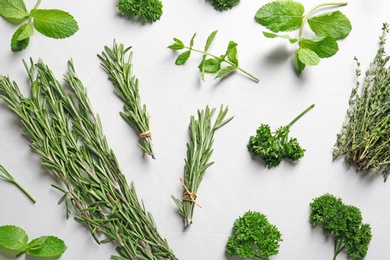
left=0, top=0, right=79, bottom=52
left=255, top=1, right=351, bottom=75
left=168, top=30, right=259, bottom=83
left=0, top=225, right=66, bottom=257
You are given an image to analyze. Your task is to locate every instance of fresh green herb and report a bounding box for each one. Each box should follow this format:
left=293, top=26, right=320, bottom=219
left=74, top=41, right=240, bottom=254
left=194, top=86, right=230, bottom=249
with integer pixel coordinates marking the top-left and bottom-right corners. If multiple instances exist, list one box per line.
left=168, top=30, right=259, bottom=83
left=226, top=211, right=282, bottom=259
left=333, top=23, right=390, bottom=181
left=248, top=104, right=314, bottom=168
left=117, top=0, right=163, bottom=23
left=0, top=0, right=78, bottom=52
left=98, top=41, right=155, bottom=159
left=207, top=0, right=240, bottom=11
left=0, top=164, right=36, bottom=203
left=255, top=1, right=351, bottom=75
left=310, top=194, right=372, bottom=260
left=171, top=105, right=233, bottom=227
left=0, top=59, right=176, bottom=259
left=0, top=225, right=66, bottom=257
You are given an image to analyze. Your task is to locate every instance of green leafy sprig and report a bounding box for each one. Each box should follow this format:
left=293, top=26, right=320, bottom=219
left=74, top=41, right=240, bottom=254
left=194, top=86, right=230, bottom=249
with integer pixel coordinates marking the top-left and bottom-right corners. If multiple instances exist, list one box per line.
left=248, top=104, right=315, bottom=168
left=226, top=211, right=282, bottom=259
left=0, top=225, right=66, bottom=258
left=0, top=0, right=78, bottom=52
left=172, top=105, right=233, bottom=227
left=255, top=1, right=351, bottom=75
left=0, top=164, right=36, bottom=203
left=207, top=0, right=240, bottom=11
left=117, top=0, right=163, bottom=23
left=0, top=59, right=176, bottom=259
left=310, top=194, right=372, bottom=260
left=168, top=30, right=259, bottom=83
left=333, top=23, right=390, bottom=181
left=98, top=41, right=155, bottom=159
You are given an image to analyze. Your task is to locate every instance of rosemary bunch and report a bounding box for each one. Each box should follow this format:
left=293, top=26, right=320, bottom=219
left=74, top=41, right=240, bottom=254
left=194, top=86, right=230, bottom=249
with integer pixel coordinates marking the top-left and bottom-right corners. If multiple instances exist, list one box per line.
left=172, top=105, right=233, bottom=227
left=0, top=59, right=176, bottom=259
left=98, top=41, right=155, bottom=159
left=333, top=23, right=390, bottom=181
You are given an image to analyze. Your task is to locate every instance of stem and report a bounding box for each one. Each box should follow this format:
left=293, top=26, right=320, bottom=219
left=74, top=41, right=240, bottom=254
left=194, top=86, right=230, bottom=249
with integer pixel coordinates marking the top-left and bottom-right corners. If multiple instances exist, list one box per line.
left=0, top=166, right=36, bottom=203
left=186, top=47, right=260, bottom=83
left=287, top=104, right=315, bottom=128
left=33, top=0, right=42, bottom=9
left=299, top=2, right=348, bottom=38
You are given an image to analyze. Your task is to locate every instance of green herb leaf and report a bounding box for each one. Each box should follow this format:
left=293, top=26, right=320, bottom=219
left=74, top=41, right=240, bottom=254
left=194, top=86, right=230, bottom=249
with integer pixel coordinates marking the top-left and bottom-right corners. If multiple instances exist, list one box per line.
left=226, top=41, right=238, bottom=66
left=26, top=236, right=67, bottom=257
left=175, top=50, right=191, bottom=65
left=308, top=11, right=352, bottom=39
left=297, top=48, right=320, bottom=66
left=190, top=33, right=196, bottom=48
left=16, top=22, right=34, bottom=40
left=168, top=38, right=185, bottom=50
left=294, top=49, right=305, bottom=75
left=205, top=30, right=218, bottom=52
left=11, top=23, right=30, bottom=52
left=263, top=31, right=298, bottom=43
left=199, top=57, right=222, bottom=73
left=215, top=65, right=237, bottom=79
left=255, top=1, right=304, bottom=32
left=30, top=9, right=79, bottom=39
left=0, top=0, right=29, bottom=20
left=299, top=37, right=339, bottom=58
left=0, top=225, right=28, bottom=252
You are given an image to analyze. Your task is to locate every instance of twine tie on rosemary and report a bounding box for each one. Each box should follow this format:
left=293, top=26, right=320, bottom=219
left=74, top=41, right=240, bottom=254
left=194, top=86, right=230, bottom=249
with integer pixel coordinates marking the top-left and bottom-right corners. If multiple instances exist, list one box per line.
left=139, top=130, right=151, bottom=138
left=180, top=178, right=202, bottom=208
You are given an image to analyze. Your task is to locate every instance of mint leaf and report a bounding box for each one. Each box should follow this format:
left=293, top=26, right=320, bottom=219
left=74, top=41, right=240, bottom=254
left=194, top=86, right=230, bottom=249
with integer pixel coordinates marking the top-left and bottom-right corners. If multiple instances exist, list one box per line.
left=199, top=57, right=222, bottom=73
left=255, top=1, right=304, bottom=32
left=297, top=48, right=320, bottom=66
left=215, top=65, right=237, bottom=79
left=308, top=11, right=352, bottom=39
left=26, top=236, right=66, bottom=257
left=294, top=50, right=305, bottom=75
left=263, top=31, right=298, bottom=43
left=190, top=33, right=196, bottom=48
left=168, top=38, right=185, bottom=50
left=0, top=225, right=28, bottom=252
left=16, top=22, right=33, bottom=40
left=175, top=50, right=191, bottom=65
left=300, top=37, right=339, bottom=58
left=11, top=23, right=30, bottom=52
left=226, top=41, right=238, bottom=66
left=0, top=0, right=29, bottom=20
left=205, top=30, right=217, bottom=52
left=30, top=9, right=78, bottom=39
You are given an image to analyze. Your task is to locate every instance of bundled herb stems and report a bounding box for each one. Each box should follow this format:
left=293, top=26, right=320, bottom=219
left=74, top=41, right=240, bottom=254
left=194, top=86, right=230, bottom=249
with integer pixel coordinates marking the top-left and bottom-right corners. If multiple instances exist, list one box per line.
left=0, top=59, right=176, bottom=259
left=98, top=41, right=155, bottom=159
left=172, top=105, right=233, bottom=227
left=333, top=23, right=390, bottom=181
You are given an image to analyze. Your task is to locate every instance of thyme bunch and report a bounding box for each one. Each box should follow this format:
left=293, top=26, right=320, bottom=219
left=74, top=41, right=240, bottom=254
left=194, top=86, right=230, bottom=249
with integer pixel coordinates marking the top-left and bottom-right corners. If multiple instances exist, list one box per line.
left=172, top=105, right=233, bottom=227
left=333, top=23, right=390, bottom=181
left=98, top=41, right=155, bottom=159
left=0, top=59, right=176, bottom=259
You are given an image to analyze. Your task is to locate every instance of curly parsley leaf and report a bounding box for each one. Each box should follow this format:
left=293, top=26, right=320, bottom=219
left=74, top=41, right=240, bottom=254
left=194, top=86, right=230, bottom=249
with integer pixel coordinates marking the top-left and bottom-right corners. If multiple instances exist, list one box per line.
left=308, top=10, right=352, bottom=39
left=30, top=9, right=78, bottom=38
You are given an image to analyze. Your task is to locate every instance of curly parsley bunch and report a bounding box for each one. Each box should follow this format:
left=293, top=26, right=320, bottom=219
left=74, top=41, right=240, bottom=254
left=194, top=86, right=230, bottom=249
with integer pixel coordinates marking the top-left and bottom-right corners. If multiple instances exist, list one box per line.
left=208, top=0, right=240, bottom=11
left=117, top=0, right=163, bottom=22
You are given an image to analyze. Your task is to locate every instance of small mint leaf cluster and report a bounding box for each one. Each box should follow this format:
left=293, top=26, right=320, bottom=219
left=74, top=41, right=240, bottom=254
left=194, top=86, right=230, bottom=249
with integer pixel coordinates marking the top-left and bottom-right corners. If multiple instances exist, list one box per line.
left=255, top=1, right=351, bottom=75
left=0, top=0, right=79, bottom=52
left=0, top=225, right=67, bottom=257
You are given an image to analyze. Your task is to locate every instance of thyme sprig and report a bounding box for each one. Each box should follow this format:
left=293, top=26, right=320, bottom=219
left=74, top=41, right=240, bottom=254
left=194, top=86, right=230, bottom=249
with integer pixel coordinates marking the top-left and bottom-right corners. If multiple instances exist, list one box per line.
left=333, top=23, right=390, bottom=181
left=172, top=105, right=233, bottom=227
left=98, top=41, right=155, bottom=159
left=0, top=59, right=176, bottom=259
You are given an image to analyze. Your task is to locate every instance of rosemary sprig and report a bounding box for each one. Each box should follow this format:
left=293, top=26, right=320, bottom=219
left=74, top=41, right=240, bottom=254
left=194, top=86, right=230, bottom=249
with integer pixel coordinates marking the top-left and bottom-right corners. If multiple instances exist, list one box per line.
left=0, top=164, right=36, bottom=203
left=98, top=41, right=155, bottom=159
left=333, top=23, right=390, bottom=181
left=0, top=59, right=176, bottom=259
left=172, top=105, right=233, bottom=227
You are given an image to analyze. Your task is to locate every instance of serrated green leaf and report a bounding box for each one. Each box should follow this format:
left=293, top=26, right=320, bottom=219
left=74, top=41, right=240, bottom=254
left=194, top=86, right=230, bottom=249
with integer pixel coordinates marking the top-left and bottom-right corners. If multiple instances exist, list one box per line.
left=0, top=225, right=28, bottom=252
left=255, top=1, right=304, bottom=32
left=175, top=50, right=191, bottom=65
left=294, top=50, right=305, bottom=75
left=226, top=41, right=238, bottom=66
left=263, top=31, right=298, bottom=43
left=30, top=9, right=78, bottom=39
left=300, top=37, right=339, bottom=58
left=26, top=236, right=66, bottom=257
left=205, top=30, right=218, bottom=52
left=308, top=11, right=352, bottom=39
left=190, top=33, right=196, bottom=48
left=297, top=48, right=320, bottom=66
left=16, top=22, right=33, bottom=40
left=0, top=0, right=29, bottom=20
left=198, top=57, right=222, bottom=73
left=215, top=65, right=237, bottom=79
left=168, top=38, right=185, bottom=50
left=11, top=24, right=30, bottom=52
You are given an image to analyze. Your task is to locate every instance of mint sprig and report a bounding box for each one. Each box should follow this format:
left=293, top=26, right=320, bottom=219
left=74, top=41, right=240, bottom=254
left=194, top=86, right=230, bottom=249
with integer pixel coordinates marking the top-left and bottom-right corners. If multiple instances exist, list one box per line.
left=0, top=0, right=78, bottom=52
left=255, top=1, right=351, bottom=75
left=0, top=225, right=66, bottom=257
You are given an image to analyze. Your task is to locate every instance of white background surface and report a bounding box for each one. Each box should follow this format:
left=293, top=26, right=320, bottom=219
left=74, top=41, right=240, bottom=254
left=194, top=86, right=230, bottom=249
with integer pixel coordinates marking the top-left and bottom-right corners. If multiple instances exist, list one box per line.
left=0, top=0, right=390, bottom=259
